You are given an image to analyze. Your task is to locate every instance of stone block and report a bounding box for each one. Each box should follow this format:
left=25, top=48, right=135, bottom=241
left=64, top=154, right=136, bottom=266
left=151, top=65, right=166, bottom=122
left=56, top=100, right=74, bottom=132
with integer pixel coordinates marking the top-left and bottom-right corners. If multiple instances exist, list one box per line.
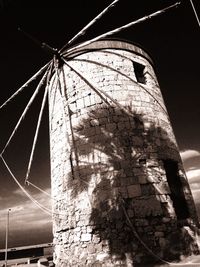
left=127, top=184, right=142, bottom=198
left=84, top=96, right=91, bottom=107
left=90, top=119, right=99, bottom=126
left=132, top=196, right=163, bottom=217
left=87, top=226, right=93, bottom=233
left=74, top=234, right=81, bottom=243
left=138, top=175, right=147, bottom=184
left=92, top=235, right=101, bottom=244
left=155, top=225, right=166, bottom=231
left=135, top=219, right=149, bottom=226
left=76, top=98, right=84, bottom=109
left=118, top=122, right=126, bottom=130
left=74, top=227, right=81, bottom=232
left=96, top=252, right=110, bottom=262
left=106, top=122, right=117, bottom=131
left=88, top=244, right=96, bottom=254
left=162, top=217, right=171, bottom=223
left=81, top=233, right=92, bottom=242
left=127, top=209, right=134, bottom=218
left=99, top=117, right=108, bottom=125
left=120, top=177, right=131, bottom=186
left=155, top=231, right=164, bottom=237
left=118, top=186, right=128, bottom=198
left=141, top=184, right=155, bottom=195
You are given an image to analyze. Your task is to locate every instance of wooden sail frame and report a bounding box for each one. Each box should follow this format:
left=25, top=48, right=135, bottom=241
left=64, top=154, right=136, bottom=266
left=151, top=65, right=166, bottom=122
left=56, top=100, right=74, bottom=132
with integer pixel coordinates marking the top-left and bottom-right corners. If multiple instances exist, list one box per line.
left=0, top=0, right=182, bottom=215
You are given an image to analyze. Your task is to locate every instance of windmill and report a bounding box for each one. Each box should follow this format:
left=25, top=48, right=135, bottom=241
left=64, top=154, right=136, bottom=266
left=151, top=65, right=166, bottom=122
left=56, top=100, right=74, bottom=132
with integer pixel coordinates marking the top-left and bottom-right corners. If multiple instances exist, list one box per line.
left=0, top=0, right=200, bottom=266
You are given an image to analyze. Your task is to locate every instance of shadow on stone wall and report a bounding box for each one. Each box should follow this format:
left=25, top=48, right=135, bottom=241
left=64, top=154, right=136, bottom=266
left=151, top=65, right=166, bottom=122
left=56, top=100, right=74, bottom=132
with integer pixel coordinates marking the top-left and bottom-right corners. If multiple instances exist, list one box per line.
left=66, top=105, right=199, bottom=266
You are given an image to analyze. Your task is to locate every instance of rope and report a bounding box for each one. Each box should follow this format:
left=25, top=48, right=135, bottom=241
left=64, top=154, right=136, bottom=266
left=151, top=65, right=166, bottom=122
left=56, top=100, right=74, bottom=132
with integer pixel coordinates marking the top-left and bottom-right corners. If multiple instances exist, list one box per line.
left=120, top=196, right=169, bottom=265
left=64, top=2, right=181, bottom=55
left=48, top=74, right=58, bottom=132
left=62, top=59, right=113, bottom=106
left=25, top=63, right=53, bottom=184
left=0, top=70, right=48, bottom=156
left=63, top=58, right=163, bottom=120
left=54, top=64, right=92, bottom=191
left=0, top=158, right=72, bottom=217
left=54, top=65, right=72, bottom=160
left=0, top=62, right=51, bottom=111
left=60, top=66, right=79, bottom=176
left=55, top=65, right=92, bottom=208
left=54, top=65, right=78, bottom=181
left=0, top=153, right=199, bottom=264
left=26, top=178, right=88, bottom=218
left=189, top=0, right=200, bottom=28
left=0, top=155, right=52, bottom=216
left=26, top=181, right=52, bottom=197
left=120, top=196, right=200, bottom=266
left=60, top=0, right=120, bottom=51
left=24, top=83, right=48, bottom=184
left=71, top=57, right=168, bottom=116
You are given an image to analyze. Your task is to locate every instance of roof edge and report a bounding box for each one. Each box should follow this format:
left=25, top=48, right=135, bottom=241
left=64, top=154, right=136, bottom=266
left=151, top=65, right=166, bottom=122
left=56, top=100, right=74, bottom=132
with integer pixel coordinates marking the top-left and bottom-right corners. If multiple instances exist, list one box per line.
left=63, top=38, right=154, bottom=66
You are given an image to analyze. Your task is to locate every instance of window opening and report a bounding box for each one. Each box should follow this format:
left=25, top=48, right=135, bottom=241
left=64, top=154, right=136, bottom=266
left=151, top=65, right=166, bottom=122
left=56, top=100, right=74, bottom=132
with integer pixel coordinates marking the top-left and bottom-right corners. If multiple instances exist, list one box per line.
left=163, top=159, right=190, bottom=220
left=133, top=61, right=146, bottom=84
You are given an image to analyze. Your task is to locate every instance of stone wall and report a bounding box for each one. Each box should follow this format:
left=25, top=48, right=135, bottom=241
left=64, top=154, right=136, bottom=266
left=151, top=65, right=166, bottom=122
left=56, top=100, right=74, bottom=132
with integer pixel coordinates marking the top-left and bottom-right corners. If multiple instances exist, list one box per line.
left=48, top=40, right=199, bottom=266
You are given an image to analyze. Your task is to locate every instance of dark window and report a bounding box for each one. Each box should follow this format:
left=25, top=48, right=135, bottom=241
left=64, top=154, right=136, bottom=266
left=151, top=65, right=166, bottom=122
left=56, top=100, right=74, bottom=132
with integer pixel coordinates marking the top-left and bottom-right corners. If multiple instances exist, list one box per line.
left=163, top=159, right=190, bottom=220
left=133, top=61, right=146, bottom=84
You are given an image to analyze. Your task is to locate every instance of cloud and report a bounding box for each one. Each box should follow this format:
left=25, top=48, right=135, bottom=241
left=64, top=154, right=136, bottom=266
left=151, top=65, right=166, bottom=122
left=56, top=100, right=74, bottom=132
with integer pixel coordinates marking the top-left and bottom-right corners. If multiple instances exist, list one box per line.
left=191, top=189, right=200, bottom=204
left=186, top=169, right=200, bottom=183
left=0, top=187, right=53, bottom=248
left=185, top=167, right=200, bottom=205
left=180, top=150, right=200, bottom=162
left=10, top=206, right=24, bottom=212
left=14, top=188, right=28, bottom=197
left=180, top=151, right=200, bottom=206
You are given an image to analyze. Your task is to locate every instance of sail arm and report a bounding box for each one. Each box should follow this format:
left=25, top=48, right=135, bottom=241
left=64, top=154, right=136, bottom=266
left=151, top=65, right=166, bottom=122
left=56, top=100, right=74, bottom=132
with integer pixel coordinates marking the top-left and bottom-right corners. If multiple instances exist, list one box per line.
left=60, top=0, right=120, bottom=51
left=64, top=2, right=180, bottom=56
left=25, top=63, right=53, bottom=184
left=0, top=70, right=49, bottom=156
left=0, top=62, right=51, bottom=111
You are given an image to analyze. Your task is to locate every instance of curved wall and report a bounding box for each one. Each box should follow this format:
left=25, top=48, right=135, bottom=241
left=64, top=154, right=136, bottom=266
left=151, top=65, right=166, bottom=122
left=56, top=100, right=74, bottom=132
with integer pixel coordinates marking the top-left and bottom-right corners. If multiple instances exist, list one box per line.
left=48, top=40, right=199, bottom=266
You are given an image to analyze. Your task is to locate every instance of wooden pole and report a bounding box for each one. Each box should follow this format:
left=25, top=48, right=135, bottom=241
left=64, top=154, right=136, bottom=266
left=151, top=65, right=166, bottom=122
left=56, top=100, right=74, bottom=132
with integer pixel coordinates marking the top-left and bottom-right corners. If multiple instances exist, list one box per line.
left=60, top=0, right=120, bottom=51
left=189, top=0, right=200, bottom=28
left=64, top=2, right=181, bottom=56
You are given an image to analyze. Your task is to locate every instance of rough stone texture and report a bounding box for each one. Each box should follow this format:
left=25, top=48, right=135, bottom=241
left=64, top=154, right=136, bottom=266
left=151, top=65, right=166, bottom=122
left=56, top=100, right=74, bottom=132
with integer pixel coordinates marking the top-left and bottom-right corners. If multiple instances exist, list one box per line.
left=48, top=40, right=199, bottom=266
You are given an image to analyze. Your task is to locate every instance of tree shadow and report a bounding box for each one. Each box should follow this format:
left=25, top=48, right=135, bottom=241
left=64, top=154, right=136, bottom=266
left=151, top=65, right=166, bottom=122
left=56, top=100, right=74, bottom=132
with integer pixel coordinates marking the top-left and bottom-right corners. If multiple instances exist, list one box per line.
left=65, top=104, right=199, bottom=266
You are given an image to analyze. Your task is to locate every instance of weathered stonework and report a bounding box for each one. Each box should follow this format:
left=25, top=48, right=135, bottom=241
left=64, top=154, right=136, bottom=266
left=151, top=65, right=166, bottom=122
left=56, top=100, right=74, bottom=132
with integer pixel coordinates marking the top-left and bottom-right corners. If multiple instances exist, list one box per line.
left=48, top=40, right=199, bottom=266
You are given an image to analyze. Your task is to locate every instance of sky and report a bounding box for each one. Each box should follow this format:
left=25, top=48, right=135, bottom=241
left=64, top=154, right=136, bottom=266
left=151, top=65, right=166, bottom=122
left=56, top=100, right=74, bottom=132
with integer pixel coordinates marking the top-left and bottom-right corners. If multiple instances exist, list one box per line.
left=0, top=0, right=199, bottom=249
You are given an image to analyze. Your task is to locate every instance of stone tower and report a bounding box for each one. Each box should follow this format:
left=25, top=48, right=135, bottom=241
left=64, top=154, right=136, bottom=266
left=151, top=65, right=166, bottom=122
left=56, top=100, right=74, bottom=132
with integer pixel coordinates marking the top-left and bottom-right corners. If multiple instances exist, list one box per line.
left=48, top=40, right=199, bottom=266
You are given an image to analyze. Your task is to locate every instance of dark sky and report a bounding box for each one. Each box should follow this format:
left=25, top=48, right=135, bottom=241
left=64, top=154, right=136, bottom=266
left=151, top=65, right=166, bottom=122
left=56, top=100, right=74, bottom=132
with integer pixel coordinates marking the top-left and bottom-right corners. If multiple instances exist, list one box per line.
left=0, top=0, right=199, bottom=249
